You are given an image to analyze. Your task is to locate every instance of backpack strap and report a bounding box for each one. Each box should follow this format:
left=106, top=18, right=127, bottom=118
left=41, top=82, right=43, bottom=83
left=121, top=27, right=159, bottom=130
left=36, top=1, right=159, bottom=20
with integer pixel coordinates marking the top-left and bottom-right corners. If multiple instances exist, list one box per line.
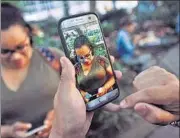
left=37, top=47, right=61, bottom=73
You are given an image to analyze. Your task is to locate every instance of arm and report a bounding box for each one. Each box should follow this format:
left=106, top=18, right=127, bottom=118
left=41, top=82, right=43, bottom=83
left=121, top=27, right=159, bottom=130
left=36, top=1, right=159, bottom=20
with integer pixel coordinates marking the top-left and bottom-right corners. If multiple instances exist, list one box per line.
left=103, top=66, right=115, bottom=91
left=118, top=32, right=134, bottom=53
left=80, top=88, right=95, bottom=103
left=122, top=36, right=134, bottom=52
left=80, top=90, right=90, bottom=103
left=133, top=34, right=144, bottom=45
left=97, top=65, right=115, bottom=97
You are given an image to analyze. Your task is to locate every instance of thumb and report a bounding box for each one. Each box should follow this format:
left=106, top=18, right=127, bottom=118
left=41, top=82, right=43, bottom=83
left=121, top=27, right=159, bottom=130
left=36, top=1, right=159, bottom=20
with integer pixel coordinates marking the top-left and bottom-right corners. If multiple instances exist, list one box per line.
left=103, top=103, right=121, bottom=112
left=134, top=103, right=178, bottom=125
left=60, top=57, right=75, bottom=84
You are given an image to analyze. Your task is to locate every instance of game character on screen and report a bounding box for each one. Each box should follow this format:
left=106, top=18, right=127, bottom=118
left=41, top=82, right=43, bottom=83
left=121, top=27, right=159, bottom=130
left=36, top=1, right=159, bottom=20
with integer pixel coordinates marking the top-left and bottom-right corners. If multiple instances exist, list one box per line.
left=74, top=35, right=115, bottom=103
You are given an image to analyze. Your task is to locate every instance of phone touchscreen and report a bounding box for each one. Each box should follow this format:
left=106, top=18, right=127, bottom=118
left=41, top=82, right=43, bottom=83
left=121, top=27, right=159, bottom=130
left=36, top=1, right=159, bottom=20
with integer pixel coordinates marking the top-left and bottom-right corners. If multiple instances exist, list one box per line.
left=60, top=14, right=119, bottom=110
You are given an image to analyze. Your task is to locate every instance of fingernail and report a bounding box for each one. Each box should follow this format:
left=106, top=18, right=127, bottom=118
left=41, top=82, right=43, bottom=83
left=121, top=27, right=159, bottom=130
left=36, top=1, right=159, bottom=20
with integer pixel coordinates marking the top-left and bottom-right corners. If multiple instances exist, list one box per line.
left=120, top=100, right=128, bottom=108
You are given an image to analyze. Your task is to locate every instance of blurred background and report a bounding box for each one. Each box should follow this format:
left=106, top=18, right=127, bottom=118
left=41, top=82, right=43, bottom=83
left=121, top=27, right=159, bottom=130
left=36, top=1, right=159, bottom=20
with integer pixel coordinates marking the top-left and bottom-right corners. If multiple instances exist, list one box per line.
left=2, top=1, right=179, bottom=138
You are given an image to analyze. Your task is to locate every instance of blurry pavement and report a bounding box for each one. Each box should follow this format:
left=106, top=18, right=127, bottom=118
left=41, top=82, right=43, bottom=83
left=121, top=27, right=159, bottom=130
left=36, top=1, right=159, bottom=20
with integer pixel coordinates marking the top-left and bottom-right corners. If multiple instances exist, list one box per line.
left=158, top=44, right=179, bottom=77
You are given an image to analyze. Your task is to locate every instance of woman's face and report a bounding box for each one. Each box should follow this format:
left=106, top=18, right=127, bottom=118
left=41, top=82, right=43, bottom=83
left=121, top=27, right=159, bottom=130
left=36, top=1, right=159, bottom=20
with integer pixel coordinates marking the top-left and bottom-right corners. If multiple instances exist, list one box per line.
left=75, top=45, right=93, bottom=65
left=1, top=24, right=33, bottom=69
left=127, top=23, right=136, bottom=33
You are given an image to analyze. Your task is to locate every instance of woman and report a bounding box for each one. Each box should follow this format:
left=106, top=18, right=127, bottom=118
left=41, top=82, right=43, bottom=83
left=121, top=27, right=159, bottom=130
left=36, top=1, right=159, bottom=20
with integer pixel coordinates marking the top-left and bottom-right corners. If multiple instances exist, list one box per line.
left=1, top=3, right=63, bottom=138
left=74, top=35, right=115, bottom=102
left=116, top=16, right=151, bottom=67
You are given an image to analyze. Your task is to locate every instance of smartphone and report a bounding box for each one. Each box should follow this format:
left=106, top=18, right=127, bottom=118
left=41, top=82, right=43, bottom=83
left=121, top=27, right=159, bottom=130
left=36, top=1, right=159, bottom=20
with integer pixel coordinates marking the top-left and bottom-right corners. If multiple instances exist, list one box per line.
left=58, top=12, right=120, bottom=111
left=24, top=125, right=46, bottom=137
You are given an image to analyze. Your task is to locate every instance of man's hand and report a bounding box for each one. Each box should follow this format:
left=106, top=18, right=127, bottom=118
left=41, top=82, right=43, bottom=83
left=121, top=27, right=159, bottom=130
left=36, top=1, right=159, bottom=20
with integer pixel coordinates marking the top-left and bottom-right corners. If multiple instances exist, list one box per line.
left=38, top=110, right=54, bottom=138
left=49, top=57, right=122, bottom=138
left=49, top=57, right=94, bottom=138
left=120, top=66, right=179, bottom=125
left=133, top=34, right=143, bottom=45
left=103, top=66, right=179, bottom=125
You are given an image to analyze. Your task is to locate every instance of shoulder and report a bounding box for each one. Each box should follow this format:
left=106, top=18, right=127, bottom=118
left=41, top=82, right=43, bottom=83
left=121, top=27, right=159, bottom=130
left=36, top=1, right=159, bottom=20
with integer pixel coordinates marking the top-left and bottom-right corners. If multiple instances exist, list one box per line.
left=37, top=47, right=65, bottom=61
left=117, top=30, right=129, bottom=41
left=48, top=47, right=65, bottom=58
left=36, top=47, right=64, bottom=72
left=118, top=30, right=127, bottom=36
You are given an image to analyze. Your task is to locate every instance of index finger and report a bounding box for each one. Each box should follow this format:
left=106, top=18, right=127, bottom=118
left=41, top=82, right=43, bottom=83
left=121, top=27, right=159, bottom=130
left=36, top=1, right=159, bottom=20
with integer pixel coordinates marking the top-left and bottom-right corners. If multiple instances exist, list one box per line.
left=103, top=103, right=121, bottom=112
left=120, top=82, right=179, bottom=109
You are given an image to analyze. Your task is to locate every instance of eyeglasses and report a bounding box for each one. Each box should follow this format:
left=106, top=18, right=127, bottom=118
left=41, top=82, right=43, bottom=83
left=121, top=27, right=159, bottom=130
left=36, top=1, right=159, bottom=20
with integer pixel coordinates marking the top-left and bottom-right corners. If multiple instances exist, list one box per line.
left=77, top=50, right=92, bottom=62
left=1, top=37, right=29, bottom=56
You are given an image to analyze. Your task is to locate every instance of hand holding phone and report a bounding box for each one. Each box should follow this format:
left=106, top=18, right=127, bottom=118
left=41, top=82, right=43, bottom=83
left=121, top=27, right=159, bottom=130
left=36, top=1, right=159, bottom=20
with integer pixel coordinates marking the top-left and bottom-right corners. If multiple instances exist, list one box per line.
left=49, top=55, right=123, bottom=137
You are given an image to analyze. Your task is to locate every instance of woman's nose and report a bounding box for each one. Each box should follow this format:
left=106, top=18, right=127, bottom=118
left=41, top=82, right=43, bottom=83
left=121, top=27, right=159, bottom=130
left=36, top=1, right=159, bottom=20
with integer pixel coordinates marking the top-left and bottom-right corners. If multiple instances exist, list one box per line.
left=84, top=58, right=89, bottom=62
left=10, top=52, right=22, bottom=61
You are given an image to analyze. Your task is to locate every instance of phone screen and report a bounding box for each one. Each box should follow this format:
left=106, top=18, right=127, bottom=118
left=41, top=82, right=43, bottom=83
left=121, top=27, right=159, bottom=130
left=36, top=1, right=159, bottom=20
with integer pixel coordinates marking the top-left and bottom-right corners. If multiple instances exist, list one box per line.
left=60, top=13, right=119, bottom=110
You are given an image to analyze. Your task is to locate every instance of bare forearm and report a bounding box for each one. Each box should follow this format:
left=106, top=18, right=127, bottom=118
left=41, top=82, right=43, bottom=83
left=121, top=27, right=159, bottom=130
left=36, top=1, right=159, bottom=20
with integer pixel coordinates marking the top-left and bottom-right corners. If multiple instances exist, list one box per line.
left=103, top=77, right=115, bottom=91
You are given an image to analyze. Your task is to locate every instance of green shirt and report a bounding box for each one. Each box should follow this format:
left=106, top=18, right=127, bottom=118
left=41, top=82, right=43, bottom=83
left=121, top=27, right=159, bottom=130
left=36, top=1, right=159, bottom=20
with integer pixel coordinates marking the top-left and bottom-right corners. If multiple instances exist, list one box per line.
left=75, top=56, right=110, bottom=95
left=1, top=48, right=64, bottom=130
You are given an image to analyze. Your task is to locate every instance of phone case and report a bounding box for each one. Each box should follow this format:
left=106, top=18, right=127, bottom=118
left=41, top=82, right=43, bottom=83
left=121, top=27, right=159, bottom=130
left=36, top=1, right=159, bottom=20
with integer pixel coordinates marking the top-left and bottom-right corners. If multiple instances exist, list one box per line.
left=58, top=12, right=120, bottom=111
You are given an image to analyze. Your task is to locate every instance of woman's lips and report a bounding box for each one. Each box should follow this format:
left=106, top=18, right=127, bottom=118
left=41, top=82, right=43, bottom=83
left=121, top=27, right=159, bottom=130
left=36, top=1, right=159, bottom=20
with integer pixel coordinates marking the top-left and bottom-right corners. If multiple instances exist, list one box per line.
left=84, top=61, right=91, bottom=65
left=13, top=59, right=24, bottom=66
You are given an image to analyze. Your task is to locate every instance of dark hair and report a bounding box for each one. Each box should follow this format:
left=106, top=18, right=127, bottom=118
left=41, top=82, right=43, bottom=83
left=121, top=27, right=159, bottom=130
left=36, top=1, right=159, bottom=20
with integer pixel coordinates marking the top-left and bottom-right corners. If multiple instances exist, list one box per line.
left=74, top=35, right=93, bottom=53
left=1, top=2, right=33, bottom=45
left=119, top=16, right=134, bottom=28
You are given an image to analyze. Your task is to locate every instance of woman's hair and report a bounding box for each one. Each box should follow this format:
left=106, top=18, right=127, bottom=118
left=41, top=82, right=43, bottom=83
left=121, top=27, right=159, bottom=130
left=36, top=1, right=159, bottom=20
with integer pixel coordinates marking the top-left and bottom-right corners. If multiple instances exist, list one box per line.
left=74, top=35, right=93, bottom=52
left=1, top=2, right=33, bottom=45
left=119, top=16, right=134, bottom=28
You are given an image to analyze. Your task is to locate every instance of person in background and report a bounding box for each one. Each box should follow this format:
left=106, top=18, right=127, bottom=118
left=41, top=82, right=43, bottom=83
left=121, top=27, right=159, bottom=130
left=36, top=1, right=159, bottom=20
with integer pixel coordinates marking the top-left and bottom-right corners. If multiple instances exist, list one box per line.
left=74, top=35, right=115, bottom=102
left=49, top=58, right=179, bottom=138
left=1, top=3, right=63, bottom=138
left=116, top=16, right=151, bottom=67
